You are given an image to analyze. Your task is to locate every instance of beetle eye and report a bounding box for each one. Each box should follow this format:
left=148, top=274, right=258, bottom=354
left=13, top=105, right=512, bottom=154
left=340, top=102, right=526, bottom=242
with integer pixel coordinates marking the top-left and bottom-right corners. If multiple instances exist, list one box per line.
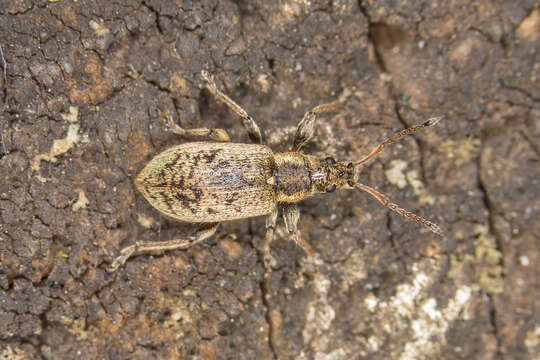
left=325, top=157, right=336, bottom=165
left=326, top=184, right=336, bottom=193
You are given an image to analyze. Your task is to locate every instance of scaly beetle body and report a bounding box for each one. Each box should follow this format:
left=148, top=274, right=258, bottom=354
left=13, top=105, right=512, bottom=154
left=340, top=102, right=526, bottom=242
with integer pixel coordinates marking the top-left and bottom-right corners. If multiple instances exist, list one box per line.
left=136, top=142, right=354, bottom=222
left=109, top=71, right=442, bottom=271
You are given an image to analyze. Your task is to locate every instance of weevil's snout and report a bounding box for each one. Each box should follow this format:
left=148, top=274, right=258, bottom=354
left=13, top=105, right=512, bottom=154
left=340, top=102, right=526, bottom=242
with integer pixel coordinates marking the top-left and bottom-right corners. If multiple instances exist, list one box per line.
left=310, top=156, right=355, bottom=194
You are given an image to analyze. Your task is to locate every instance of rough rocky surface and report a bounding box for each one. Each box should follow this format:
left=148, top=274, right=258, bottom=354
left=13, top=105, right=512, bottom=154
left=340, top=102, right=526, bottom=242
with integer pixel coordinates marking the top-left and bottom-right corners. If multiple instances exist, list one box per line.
left=0, top=1, right=538, bottom=359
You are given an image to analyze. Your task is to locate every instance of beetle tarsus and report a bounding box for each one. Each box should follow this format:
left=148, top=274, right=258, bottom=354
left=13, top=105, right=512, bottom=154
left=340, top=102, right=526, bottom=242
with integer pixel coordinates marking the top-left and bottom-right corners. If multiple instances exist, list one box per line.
left=161, top=109, right=231, bottom=142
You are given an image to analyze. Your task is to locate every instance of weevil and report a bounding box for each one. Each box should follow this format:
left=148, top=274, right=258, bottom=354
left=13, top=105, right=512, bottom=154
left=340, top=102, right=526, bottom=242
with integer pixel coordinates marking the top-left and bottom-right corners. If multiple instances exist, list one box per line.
left=108, top=71, right=443, bottom=271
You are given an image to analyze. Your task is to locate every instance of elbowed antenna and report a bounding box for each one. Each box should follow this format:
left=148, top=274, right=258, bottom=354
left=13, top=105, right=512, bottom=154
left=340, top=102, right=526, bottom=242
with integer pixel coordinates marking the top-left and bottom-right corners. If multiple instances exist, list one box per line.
left=354, top=183, right=443, bottom=235
left=352, top=116, right=444, bottom=235
left=354, top=116, right=443, bottom=167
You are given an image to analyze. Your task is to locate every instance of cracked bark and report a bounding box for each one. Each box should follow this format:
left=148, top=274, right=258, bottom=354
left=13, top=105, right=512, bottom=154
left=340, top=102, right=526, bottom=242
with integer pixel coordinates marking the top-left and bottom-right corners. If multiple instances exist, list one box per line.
left=477, top=157, right=504, bottom=359
left=1, top=0, right=538, bottom=359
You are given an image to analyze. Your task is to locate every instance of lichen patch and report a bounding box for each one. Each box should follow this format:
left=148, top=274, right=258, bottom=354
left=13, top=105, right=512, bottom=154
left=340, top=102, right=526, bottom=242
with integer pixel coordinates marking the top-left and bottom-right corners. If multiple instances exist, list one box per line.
left=385, top=159, right=408, bottom=189
left=31, top=106, right=81, bottom=177
left=72, top=189, right=89, bottom=212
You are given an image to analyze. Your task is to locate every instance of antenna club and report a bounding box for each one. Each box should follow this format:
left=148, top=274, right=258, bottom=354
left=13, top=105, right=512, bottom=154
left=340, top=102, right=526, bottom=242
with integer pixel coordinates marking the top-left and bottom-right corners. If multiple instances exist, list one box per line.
left=427, top=222, right=444, bottom=236
left=424, top=116, right=443, bottom=127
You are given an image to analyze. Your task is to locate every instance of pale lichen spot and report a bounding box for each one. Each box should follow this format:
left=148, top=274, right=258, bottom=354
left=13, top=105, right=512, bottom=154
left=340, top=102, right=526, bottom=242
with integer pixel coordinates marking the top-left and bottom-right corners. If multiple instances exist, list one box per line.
left=136, top=213, right=155, bottom=229
left=405, top=170, right=424, bottom=195
left=363, top=293, right=379, bottom=312
left=31, top=106, right=81, bottom=176
left=61, top=105, right=79, bottom=123
left=170, top=73, right=190, bottom=97
left=50, top=123, right=80, bottom=157
left=406, top=170, right=435, bottom=205
left=516, top=8, right=540, bottom=41
left=519, top=255, right=530, bottom=266
left=449, top=37, right=482, bottom=62
left=62, top=317, right=89, bottom=341
left=280, top=0, right=303, bottom=22
left=302, top=273, right=336, bottom=354
left=400, top=285, right=472, bottom=360
left=440, top=137, right=481, bottom=166
left=385, top=159, right=408, bottom=189
left=163, top=299, right=192, bottom=338
left=367, top=335, right=382, bottom=352
left=256, top=73, right=270, bottom=93
left=474, top=225, right=504, bottom=294
left=72, top=189, right=89, bottom=212
left=335, top=250, right=368, bottom=292
left=524, top=325, right=540, bottom=349
left=89, top=19, right=110, bottom=36
left=219, top=236, right=243, bottom=261
left=0, top=345, right=29, bottom=360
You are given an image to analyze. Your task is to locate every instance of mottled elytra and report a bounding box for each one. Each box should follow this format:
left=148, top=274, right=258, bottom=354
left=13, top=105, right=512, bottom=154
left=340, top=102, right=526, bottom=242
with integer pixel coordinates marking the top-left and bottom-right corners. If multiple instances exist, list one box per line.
left=108, top=70, right=443, bottom=271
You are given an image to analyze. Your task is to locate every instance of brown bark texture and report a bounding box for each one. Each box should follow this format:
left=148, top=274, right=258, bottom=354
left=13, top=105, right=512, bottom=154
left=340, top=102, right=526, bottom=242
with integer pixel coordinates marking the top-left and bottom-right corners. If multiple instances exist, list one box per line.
left=0, top=1, right=538, bottom=359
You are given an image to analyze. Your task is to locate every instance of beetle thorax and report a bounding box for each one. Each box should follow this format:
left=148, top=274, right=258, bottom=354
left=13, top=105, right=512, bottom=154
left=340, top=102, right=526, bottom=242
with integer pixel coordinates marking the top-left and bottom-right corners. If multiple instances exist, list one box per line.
left=272, top=153, right=354, bottom=203
left=272, top=153, right=312, bottom=203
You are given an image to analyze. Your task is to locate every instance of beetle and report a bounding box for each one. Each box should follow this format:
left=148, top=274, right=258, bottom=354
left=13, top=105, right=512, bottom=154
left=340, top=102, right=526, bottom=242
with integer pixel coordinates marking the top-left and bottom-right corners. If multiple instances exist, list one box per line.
left=109, top=70, right=442, bottom=271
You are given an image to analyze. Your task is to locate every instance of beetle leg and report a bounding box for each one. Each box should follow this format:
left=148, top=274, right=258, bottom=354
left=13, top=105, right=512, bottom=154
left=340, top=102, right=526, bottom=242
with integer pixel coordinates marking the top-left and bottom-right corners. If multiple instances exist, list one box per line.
left=263, top=205, right=279, bottom=269
left=292, top=92, right=349, bottom=152
left=201, top=70, right=263, bottom=144
left=282, top=204, right=315, bottom=263
left=108, top=223, right=219, bottom=272
left=161, top=110, right=231, bottom=142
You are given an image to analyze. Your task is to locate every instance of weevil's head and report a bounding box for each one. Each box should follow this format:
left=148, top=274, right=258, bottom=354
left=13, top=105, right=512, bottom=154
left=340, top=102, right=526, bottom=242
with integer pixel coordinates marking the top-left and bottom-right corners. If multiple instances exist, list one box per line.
left=308, top=156, right=355, bottom=194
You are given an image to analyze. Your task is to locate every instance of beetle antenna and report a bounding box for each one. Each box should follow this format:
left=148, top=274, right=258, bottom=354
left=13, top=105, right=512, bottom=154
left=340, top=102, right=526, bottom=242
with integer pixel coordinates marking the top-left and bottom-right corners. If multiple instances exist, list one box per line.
left=354, top=183, right=443, bottom=235
left=353, top=117, right=443, bottom=167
